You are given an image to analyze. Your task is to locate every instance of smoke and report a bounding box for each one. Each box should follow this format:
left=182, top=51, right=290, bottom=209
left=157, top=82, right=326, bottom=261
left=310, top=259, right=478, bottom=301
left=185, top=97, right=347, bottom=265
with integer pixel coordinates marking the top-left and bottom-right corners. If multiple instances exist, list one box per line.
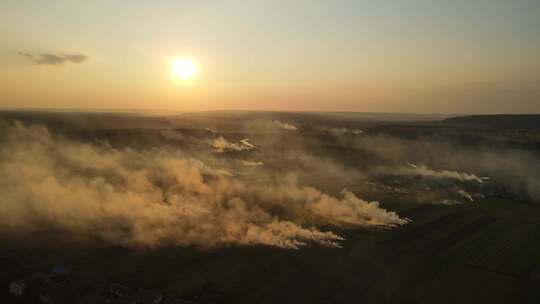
left=273, top=120, right=298, bottom=131
left=320, top=127, right=363, bottom=136
left=441, top=200, right=464, bottom=206
left=210, top=136, right=255, bottom=152
left=341, top=132, right=540, bottom=202
left=457, top=189, right=474, bottom=202
left=240, top=138, right=256, bottom=149
left=400, top=163, right=489, bottom=183
left=241, top=119, right=298, bottom=133
left=242, top=160, right=264, bottom=167
left=0, top=122, right=408, bottom=249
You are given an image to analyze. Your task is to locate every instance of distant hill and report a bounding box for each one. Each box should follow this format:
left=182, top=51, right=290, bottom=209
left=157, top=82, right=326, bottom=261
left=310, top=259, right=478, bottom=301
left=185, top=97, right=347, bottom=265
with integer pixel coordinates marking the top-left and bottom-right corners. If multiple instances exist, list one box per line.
left=444, top=114, right=540, bottom=129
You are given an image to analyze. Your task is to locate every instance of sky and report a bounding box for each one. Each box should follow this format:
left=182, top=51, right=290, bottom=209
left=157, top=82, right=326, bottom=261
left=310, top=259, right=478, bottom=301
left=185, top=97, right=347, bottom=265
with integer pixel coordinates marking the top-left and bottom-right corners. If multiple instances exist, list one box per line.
left=0, top=0, right=539, bottom=114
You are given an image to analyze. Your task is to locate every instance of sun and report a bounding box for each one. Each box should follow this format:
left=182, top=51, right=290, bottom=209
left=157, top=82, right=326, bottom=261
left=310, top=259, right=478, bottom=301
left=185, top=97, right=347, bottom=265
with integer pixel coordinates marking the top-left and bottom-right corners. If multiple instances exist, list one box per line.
left=171, top=58, right=198, bottom=79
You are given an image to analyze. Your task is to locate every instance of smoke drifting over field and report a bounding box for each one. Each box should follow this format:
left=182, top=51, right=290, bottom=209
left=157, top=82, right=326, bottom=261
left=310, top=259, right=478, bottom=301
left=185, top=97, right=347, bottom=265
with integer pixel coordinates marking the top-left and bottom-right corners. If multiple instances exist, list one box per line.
left=399, top=163, right=488, bottom=183
left=361, top=137, right=540, bottom=202
left=1, top=111, right=539, bottom=251
left=0, top=121, right=408, bottom=249
left=272, top=120, right=298, bottom=130
left=242, top=160, right=264, bottom=167
left=211, top=136, right=255, bottom=152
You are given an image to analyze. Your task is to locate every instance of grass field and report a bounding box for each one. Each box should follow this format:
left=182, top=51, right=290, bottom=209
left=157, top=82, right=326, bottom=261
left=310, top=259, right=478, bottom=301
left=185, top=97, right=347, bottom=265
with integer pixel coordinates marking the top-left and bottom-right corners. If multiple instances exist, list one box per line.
left=2, top=197, right=539, bottom=303
left=1, top=111, right=540, bottom=303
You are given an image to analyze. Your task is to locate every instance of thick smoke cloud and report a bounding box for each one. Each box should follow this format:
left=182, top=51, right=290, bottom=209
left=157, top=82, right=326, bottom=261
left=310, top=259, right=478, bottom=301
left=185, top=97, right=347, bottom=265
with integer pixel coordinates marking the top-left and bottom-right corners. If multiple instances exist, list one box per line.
left=0, top=122, right=408, bottom=249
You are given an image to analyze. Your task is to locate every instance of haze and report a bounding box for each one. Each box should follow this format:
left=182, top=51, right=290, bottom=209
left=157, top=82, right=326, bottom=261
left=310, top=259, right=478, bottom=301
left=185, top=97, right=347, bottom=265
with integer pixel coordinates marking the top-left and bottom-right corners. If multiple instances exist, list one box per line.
left=0, top=0, right=539, bottom=113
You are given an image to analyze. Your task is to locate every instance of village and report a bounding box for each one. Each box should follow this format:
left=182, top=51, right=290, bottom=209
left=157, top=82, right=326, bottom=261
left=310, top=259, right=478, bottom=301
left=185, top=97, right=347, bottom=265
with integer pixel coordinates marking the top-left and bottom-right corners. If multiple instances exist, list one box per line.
left=1, top=255, right=215, bottom=304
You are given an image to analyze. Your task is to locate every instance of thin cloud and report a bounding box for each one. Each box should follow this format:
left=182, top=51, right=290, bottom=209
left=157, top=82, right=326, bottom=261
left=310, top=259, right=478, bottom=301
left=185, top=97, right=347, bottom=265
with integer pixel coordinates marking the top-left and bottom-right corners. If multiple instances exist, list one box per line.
left=19, top=52, right=88, bottom=65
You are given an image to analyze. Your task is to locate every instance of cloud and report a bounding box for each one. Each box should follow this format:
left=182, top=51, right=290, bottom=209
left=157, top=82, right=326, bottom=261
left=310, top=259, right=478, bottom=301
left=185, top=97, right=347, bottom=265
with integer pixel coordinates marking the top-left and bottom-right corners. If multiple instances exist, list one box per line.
left=0, top=122, right=408, bottom=249
left=20, top=52, right=88, bottom=65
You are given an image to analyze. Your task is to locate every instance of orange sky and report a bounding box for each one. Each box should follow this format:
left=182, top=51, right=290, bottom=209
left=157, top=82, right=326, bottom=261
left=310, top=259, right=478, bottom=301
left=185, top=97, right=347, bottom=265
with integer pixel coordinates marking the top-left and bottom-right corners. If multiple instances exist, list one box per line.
left=1, top=1, right=539, bottom=113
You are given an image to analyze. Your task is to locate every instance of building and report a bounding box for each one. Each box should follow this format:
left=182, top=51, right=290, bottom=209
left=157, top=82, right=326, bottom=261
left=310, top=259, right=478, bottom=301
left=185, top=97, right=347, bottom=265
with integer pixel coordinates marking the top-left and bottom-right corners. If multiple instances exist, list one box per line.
left=9, top=273, right=53, bottom=297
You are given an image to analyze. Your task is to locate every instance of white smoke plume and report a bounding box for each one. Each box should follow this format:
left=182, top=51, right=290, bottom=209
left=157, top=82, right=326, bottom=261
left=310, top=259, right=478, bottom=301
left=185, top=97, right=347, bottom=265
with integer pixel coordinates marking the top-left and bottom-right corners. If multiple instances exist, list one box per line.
left=0, top=122, right=408, bottom=249
left=210, top=136, right=255, bottom=152
left=441, top=200, right=464, bottom=206
left=273, top=120, right=298, bottom=131
left=320, top=127, right=363, bottom=136
left=239, top=138, right=256, bottom=149
left=347, top=134, right=540, bottom=201
left=403, top=163, right=489, bottom=183
left=242, top=160, right=264, bottom=167
left=457, top=189, right=474, bottom=202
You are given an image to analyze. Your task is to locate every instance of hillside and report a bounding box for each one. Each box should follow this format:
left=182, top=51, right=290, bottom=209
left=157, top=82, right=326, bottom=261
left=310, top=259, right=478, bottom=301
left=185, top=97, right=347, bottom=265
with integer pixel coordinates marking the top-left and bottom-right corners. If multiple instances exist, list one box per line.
left=444, top=115, right=540, bottom=129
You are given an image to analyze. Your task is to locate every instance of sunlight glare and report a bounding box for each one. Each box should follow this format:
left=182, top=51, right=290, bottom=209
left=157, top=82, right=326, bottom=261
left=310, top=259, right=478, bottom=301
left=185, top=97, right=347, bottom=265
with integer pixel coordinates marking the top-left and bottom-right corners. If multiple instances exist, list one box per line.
left=171, top=58, right=198, bottom=79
